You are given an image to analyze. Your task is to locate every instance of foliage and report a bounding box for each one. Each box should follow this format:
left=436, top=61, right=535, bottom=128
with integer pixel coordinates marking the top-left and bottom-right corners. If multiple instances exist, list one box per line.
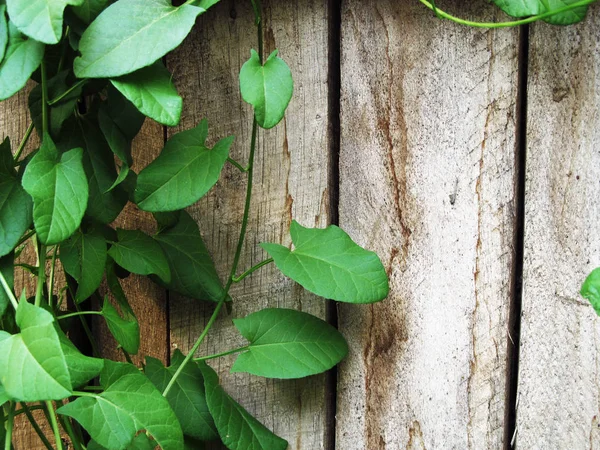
left=0, top=0, right=595, bottom=448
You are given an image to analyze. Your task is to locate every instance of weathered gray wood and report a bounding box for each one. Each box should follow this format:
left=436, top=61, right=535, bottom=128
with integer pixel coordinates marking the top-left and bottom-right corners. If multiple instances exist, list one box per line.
left=516, top=9, right=600, bottom=448
left=167, top=1, right=332, bottom=448
left=337, top=2, right=520, bottom=448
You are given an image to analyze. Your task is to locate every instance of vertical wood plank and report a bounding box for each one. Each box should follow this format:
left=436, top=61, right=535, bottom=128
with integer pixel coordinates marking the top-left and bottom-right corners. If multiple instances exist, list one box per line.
left=167, top=1, right=332, bottom=448
left=337, top=2, right=520, bottom=448
left=516, top=8, right=600, bottom=448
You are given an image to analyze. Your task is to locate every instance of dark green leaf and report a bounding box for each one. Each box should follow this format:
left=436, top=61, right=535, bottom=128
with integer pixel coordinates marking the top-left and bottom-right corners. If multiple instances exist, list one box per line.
left=108, top=229, right=171, bottom=283
left=0, top=302, right=72, bottom=401
left=198, top=361, right=287, bottom=450
left=74, top=0, right=204, bottom=78
left=0, top=5, right=8, bottom=62
left=56, top=326, right=103, bottom=388
left=0, top=253, right=13, bottom=316
left=21, top=134, right=88, bottom=245
left=0, top=22, right=45, bottom=100
left=154, top=210, right=224, bottom=302
left=60, top=226, right=106, bottom=302
left=240, top=49, right=293, bottom=129
left=135, top=120, right=233, bottom=212
left=261, top=220, right=389, bottom=303
left=59, top=360, right=183, bottom=450
left=232, top=308, right=348, bottom=379
left=101, top=296, right=139, bottom=355
left=101, top=86, right=146, bottom=141
left=71, top=0, right=114, bottom=24
left=6, top=0, right=84, bottom=44
left=111, top=61, right=182, bottom=127
left=145, top=350, right=218, bottom=441
left=193, top=0, right=219, bottom=10
left=88, top=434, right=156, bottom=450
left=581, top=268, right=600, bottom=316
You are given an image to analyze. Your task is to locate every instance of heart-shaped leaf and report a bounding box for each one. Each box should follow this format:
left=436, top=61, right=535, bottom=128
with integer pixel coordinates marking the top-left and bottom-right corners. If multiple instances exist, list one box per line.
left=197, top=361, right=288, bottom=450
left=261, top=221, right=389, bottom=303
left=145, top=350, right=218, bottom=441
left=74, top=0, right=204, bottom=78
left=56, top=326, right=103, bottom=388
left=21, top=134, right=88, bottom=245
left=581, top=268, right=600, bottom=316
left=492, top=0, right=590, bottom=24
left=111, top=61, right=183, bottom=126
left=58, top=360, right=184, bottom=450
left=135, top=120, right=233, bottom=212
left=101, top=296, right=139, bottom=355
left=232, top=308, right=348, bottom=379
left=240, top=49, right=293, bottom=129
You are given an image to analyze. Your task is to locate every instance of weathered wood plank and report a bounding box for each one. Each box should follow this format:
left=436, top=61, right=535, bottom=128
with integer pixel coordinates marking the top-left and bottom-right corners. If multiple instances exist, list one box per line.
left=516, top=9, right=600, bottom=448
left=337, top=2, right=520, bottom=448
left=167, top=1, right=332, bottom=448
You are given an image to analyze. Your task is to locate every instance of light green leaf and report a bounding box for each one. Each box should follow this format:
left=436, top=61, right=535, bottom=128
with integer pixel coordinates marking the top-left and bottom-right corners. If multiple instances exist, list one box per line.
left=6, top=0, right=83, bottom=44
left=111, top=62, right=182, bottom=127
left=102, top=296, right=139, bottom=355
left=0, top=6, right=8, bottom=62
left=492, top=0, right=589, bottom=24
left=154, top=210, right=224, bottom=302
left=60, top=226, right=106, bottom=303
left=0, top=253, right=13, bottom=316
left=145, top=350, right=218, bottom=441
left=261, top=221, right=389, bottom=304
left=58, top=360, right=183, bottom=450
left=240, top=49, right=293, bottom=129
left=232, top=308, right=348, bottom=379
left=198, top=361, right=288, bottom=450
left=0, top=385, right=7, bottom=406
left=72, top=0, right=114, bottom=24
left=21, top=134, right=88, bottom=245
left=74, top=0, right=204, bottom=78
left=0, top=22, right=44, bottom=100
left=88, top=434, right=156, bottom=450
left=0, top=137, right=32, bottom=257
left=0, top=302, right=72, bottom=401
left=108, top=229, right=171, bottom=283
left=56, top=326, right=103, bottom=388
left=581, top=268, right=600, bottom=316
left=135, top=120, right=233, bottom=212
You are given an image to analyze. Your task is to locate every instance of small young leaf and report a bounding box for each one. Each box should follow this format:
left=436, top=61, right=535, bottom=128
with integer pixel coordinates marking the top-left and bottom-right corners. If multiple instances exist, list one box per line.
left=240, top=49, right=293, bottom=129
left=60, top=226, right=106, bottom=303
left=74, top=0, right=204, bottom=78
left=154, top=210, right=225, bottom=302
left=72, top=0, right=115, bottom=24
left=0, top=23, right=45, bottom=101
left=232, top=308, right=348, bottom=379
left=108, top=229, right=171, bottom=283
left=581, top=268, right=600, bottom=316
left=198, top=361, right=288, bottom=450
left=0, top=253, right=13, bottom=317
left=111, top=61, right=183, bottom=127
left=102, top=296, right=140, bottom=355
left=0, top=302, right=72, bottom=401
left=6, top=0, right=84, bottom=44
left=21, top=135, right=88, bottom=245
left=261, top=221, right=389, bottom=303
left=145, top=350, right=218, bottom=441
left=135, top=120, right=233, bottom=212
left=0, top=6, right=8, bottom=62
left=58, top=360, right=184, bottom=450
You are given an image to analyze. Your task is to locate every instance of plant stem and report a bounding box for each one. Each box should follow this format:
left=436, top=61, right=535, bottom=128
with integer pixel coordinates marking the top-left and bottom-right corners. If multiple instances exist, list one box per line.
left=417, top=0, right=598, bottom=28
left=227, top=157, right=249, bottom=172
left=35, top=243, right=47, bottom=307
left=57, top=401, right=82, bottom=450
left=121, top=347, right=133, bottom=364
left=0, top=271, right=18, bottom=310
left=47, top=79, right=87, bottom=106
left=48, top=246, right=58, bottom=308
left=44, top=401, right=63, bottom=450
left=41, top=60, right=49, bottom=134
left=13, top=122, right=34, bottom=163
left=57, top=310, right=104, bottom=321
left=22, top=404, right=53, bottom=450
left=232, top=258, right=273, bottom=283
left=194, top=345, right=249, bottom=361
left=73, top=297, right=100, bottom=358
left=3, top=403, right=14, bottom=450
left=15, top=230, right=35, bottom=248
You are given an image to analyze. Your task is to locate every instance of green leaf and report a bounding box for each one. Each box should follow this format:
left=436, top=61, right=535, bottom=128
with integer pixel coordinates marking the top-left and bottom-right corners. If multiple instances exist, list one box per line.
left=74, top=0, right=204, bottom=78
left=198, top=361, right=288, bottom=450
left=101, top=296, right=139, bottom=355
left=0, top=253, right=13, bottom=317
left=60, top=226, right=107, bottom=302
left=492, top=0, right=589, bottom=24
left=0, top=22, right=45, bottom=101
left=145, top=350, right=218, bottom=441
left=240, top=49, right=293, bottom=129
left=72, top=0, right=114, bottom=24
left=193, top=0, right=219, bottom=10
left=88, top=434, right=157, bottom=450
left=261, top=221, right=389, bottom=304
left=0, top=302, right=72, bottom=401
left=108, top=229, right=171, bottom=283
left=111, top=62, right=183, bottom=127
left=6, top=0, right=83, bottom=44
left=581, top=268, right=600, bottom=316
left=154, top=210, right=224, bottom=302
left=0, top=385, right=8, bottom=406
left=0, top=6, right=8, bottom=62
left=101, top=86, right=146, bottom=142
left=0, top=138, right=33, bottom=257
left=135, top=120, right=233, bottom=212
left=58, top=360, right=184, bottom=450
left=21, top=134, right=88, bottom=245
left=231, top=308, right=348, bottom=379
left=56, top=326, right=103, bottom=388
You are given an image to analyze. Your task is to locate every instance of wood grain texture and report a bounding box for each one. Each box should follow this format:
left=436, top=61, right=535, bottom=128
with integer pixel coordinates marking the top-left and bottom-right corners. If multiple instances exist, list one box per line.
left=516, top=8, right=600, bottom=448
left=167, top=1, right=332, bottom=448
left=337, top=2, right=520, bottom=449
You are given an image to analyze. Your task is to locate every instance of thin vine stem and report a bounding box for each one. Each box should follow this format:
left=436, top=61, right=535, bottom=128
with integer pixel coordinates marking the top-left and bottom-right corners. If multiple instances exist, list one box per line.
left=417, top=0, right=598, bottom=28
left=44, top=401, right=63, bottom=450
left=194, top=345, right=249, bottom=362
left=35, top=242, right=47, bottom=307
left=0, top=271, right=18, bottom=310
left=41, top=60, right=49, bottom=134
left=57, top=310, right=104, bottom=321
left=3, top=403, right=14, bottom=450
left=48, top=246, right=58, bottom=308
left=13, top=122, right=34, bottom=163
left=232, top=258, right=273, bottom=283
left=22, top=404, right=53, bottom=450
left=47, top=79, right=87, bottom=106
left=15, top=230, right=35, bottom=247
left=227, top=157, right=249, bottom=172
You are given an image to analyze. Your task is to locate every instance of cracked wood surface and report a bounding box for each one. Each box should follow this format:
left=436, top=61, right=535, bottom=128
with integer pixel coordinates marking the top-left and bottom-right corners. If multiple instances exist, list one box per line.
left=516, top=9, right=600, bottom=449
left=336, top=2, right=520, bottom=448
left=166, top=1, right=332, bottom=448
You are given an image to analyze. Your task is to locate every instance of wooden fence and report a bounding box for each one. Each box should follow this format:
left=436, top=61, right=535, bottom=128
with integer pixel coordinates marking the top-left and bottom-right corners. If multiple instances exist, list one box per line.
left=3, top=1, right=600, bottom=448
